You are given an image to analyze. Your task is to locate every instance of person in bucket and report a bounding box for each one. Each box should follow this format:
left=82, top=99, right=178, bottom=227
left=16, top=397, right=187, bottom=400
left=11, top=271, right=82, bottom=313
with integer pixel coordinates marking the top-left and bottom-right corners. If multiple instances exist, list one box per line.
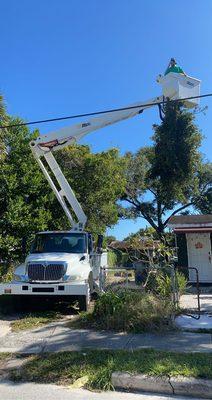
left=165, top=58, right=186, bottom=76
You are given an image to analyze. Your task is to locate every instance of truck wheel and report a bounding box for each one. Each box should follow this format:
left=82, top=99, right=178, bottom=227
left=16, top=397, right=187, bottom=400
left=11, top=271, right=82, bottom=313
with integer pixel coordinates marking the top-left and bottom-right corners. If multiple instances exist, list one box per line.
left=78, top=295, right=88, bottom=312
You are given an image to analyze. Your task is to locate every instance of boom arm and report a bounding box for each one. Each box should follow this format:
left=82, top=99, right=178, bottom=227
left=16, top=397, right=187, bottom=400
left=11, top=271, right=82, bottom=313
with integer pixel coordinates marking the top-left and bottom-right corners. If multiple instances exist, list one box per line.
left=30, top=95, right=163, bottom=230
left=30, top=72, right=200, bottom=231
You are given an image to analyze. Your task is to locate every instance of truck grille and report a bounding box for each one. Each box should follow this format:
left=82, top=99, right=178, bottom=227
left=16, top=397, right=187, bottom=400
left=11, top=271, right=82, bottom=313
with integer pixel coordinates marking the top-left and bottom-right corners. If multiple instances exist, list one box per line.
left=27, top=263, right=65, bottom=281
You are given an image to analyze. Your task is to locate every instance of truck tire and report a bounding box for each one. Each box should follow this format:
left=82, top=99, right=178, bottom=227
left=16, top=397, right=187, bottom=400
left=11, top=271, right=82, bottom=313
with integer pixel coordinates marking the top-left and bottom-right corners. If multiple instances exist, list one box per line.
left=78, top=295, right=88, bottom=312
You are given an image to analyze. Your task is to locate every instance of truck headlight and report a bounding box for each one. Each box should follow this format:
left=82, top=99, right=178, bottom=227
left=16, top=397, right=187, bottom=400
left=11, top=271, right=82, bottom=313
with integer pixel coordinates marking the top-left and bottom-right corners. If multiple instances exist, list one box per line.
left=67, top=274, right=84, bottom=282
left=13, top=274, right=27, bottom=282
left=71, top=275, right=82, bottom=281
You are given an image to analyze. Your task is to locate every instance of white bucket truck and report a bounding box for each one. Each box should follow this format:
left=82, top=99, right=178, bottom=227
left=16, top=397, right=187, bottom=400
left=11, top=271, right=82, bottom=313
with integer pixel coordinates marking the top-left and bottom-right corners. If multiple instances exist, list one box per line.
left=0, top=63, right=200, bottom=310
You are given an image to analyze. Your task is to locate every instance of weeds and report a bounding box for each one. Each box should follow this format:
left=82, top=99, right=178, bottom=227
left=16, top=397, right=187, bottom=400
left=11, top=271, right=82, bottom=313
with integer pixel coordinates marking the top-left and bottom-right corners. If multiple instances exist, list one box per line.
left=72, top=289, right=175, bottom=333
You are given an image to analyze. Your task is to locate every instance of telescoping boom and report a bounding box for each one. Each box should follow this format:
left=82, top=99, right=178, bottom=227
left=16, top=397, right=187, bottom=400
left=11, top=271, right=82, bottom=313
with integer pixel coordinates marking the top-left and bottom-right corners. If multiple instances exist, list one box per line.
left=30, top=70, right=200, bottom=231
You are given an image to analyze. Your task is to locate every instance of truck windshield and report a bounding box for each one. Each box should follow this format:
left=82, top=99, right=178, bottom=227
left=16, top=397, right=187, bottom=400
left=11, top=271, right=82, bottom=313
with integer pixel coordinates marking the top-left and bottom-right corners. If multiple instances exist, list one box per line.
left=30, top=233, right=87, bottom=254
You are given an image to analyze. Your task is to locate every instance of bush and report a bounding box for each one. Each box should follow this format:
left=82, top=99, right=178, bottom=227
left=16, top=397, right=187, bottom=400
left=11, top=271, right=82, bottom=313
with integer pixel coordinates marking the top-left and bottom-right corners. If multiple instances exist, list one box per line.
left=155, top=271, right=187, bottom=298
left=107, top=251, right=118, bottom=267
left=0, top=262, right=14, bottom=283
left=91, top=289, right=174, bottom=333
left=175, top=271, right=188, bottom=295
left=145, top=269, right=187, bottom=298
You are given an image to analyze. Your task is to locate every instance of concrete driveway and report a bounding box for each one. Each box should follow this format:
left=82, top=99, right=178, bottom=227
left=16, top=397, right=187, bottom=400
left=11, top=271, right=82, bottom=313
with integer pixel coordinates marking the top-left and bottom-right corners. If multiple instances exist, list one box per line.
left=180, top=294, right=212, bottom=314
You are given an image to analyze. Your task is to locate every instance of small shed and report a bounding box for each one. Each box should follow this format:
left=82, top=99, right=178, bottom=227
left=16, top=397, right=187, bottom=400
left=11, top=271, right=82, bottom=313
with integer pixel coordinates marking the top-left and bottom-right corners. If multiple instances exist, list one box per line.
left=168, top=215, right=212, bottom=283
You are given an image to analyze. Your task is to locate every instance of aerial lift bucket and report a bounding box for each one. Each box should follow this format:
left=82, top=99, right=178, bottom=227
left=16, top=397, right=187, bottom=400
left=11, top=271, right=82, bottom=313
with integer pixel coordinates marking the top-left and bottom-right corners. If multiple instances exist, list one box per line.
left=157, top=72, right=201, bottom=108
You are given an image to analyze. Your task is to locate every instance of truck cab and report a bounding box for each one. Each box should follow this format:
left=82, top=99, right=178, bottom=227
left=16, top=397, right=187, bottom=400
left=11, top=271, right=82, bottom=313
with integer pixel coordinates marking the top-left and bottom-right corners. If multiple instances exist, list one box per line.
left=19, top=231, right=93, bottom=283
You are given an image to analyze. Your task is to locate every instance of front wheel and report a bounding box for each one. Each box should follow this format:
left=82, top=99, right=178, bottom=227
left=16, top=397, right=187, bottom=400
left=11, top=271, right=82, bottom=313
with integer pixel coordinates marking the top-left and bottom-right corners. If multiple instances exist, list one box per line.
left=78, top=295, right=89, bottom=312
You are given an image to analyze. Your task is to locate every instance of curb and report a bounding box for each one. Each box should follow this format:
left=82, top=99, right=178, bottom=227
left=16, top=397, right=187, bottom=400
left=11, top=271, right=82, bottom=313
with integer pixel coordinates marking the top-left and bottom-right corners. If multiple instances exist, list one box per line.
left=112, top=372, right=212, bottom=399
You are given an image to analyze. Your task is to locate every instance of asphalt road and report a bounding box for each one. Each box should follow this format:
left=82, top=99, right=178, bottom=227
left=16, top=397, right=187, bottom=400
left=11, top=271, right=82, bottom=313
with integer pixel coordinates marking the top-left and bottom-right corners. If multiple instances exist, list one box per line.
left=0, top=381, right=205, bottom=400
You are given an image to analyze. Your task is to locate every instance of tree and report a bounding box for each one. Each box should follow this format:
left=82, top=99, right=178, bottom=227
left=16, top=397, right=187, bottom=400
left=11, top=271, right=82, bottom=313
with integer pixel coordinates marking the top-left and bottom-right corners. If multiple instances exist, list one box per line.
left=123, top=227, right=157, bottom=241
left=0, top=114, right=125, bottom=261
left=193, top=162, right=212, bottom=214
left=0, top=118, right=54, bottom=261
left=55, top=145, right=126, bottom=234
left=121, top=101, right=211, bottom=239
left=0, top=94, right=8, bottom=162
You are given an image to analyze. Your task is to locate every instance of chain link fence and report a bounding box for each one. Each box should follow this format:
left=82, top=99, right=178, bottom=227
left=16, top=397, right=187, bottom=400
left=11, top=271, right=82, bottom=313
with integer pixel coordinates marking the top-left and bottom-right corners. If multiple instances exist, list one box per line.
left=99, top=264, right=182, bottom=310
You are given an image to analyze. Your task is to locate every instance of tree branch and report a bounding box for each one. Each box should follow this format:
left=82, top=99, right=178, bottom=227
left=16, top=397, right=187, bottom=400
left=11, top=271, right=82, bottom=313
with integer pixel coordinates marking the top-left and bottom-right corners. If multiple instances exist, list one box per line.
left=138, top=208, right=159, bottom=232
left=124, top=197, right=141, bottom=208
left=124, top=197, right=159, bottom=232
left=146, top=187, right=157, bottom=196
left=164, top=202, right=194, bottom=226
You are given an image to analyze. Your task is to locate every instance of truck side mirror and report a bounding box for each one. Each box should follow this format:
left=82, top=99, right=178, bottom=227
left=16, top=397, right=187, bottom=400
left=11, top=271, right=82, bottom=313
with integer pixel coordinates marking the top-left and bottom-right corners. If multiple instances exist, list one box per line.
left=97, top=235, right=104, bottom=253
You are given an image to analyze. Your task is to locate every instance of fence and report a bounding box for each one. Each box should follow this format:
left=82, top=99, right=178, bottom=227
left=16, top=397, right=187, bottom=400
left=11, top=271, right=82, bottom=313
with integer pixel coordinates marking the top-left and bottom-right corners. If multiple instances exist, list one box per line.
left=99, top=265, right=182, bottom=309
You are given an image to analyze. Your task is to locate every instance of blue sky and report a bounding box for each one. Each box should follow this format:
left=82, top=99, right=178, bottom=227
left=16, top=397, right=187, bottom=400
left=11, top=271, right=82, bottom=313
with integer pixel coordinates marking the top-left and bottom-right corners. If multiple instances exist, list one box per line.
left=1, top=0, right=212, bottom=239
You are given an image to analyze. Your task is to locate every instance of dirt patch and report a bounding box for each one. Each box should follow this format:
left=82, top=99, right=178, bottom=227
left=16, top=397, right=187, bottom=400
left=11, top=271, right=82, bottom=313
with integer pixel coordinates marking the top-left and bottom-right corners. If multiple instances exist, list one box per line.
left=0, top=319, right=11, bottom=337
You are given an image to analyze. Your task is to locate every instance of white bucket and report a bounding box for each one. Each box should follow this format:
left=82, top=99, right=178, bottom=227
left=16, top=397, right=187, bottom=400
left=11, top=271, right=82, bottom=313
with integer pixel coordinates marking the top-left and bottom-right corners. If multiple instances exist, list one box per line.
left=157, top=72, right=201, bottom=108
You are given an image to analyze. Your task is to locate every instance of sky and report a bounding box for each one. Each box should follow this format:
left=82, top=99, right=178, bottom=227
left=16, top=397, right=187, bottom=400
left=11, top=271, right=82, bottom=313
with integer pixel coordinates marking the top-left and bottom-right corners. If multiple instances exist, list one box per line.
left=1, top=0, right=212, bottom=239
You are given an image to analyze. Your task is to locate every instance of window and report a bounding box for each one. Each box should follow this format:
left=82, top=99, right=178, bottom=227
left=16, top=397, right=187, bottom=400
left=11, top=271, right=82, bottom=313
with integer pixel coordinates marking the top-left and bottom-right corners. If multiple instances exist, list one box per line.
left=31, top=233, right=87, bottom=254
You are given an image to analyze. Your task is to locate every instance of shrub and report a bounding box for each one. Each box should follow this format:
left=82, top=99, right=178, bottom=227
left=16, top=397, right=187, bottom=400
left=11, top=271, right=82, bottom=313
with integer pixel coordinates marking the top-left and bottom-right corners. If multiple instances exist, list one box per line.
left=0, top=262, right=14, bottom=282
left=91, top=289, right=174, bottom=332
left=175, top=271, right=188, bottom=296
left=145, top=269, right=187, bottom=298
left=155, top=271, right=187, bottom=298
left=107, top=251, right=118, bottom=267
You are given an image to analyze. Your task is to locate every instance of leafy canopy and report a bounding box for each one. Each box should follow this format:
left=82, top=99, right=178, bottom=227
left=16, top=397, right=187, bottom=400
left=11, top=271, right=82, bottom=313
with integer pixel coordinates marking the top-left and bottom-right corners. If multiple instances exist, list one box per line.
left=121, top=101, right=211, bottom=238
left=0, top=111, right=125, bottom=261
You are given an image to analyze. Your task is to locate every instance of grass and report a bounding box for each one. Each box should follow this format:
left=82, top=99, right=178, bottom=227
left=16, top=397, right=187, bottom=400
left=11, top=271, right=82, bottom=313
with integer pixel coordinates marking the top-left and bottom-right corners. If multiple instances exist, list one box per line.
left=0, top=353, right=10, bottom=362
left=11, top=311, right=64, bottom=332
left=10, top=349, right=212, bottom=390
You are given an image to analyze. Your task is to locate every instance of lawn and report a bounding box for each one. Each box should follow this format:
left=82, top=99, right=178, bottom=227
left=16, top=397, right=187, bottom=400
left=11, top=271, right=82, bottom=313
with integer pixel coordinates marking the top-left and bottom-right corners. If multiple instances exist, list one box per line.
left=11, top=311, right=64, bottom=332
left=10, top=349, right=212, bottom=391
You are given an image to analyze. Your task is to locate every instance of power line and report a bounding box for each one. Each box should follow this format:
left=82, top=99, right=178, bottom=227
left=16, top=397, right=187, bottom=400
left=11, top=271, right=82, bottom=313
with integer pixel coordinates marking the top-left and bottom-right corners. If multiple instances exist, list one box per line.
left=0, top=93, right=211, bottom=129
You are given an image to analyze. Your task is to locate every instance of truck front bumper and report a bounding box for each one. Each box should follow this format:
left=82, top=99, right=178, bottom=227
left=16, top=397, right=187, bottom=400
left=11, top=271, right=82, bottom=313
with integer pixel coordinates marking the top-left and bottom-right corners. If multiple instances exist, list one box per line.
left=0, top=281, right=89, bottom=296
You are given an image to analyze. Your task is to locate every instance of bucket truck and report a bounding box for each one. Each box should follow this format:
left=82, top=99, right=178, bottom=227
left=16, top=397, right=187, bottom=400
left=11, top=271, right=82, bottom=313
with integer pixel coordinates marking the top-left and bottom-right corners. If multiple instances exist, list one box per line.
left=0, top=71, right=201, bottom=311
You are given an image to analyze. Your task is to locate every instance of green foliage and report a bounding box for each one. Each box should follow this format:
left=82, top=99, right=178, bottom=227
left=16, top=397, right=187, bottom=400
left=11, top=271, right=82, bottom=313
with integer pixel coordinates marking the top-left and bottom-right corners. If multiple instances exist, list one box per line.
left=0, top=95, right=8, bottom=162
left=0, top=119, right=54, bottom=261
left=11, top=311, right=62, bottom=332
left=124, top=226, right=157, bottom=241
left=194, top=162, right=212, bottom=214
left=150, top=101, right=202, bottom=205
left=156, top=271, right=187, bottom=297
left=91, top=289, right=174, bottom=332
left=56, top=145, right=126, bottom=234
left=10, top=349, right=212, bottom=389
left=103, top=235, right=116, bottom=247
left=176, top=271, right=188, bottom=295
left=146, top=270, right=187, bottom=298
left=121, top=102, right=210, bottom=237
left=107, top=251, right=118, bottom=267
left=0, top=107, right=125, bottom=261
left=0, top=263, right=14, bottom=283
left=120, top=252, right=129, bottom=267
